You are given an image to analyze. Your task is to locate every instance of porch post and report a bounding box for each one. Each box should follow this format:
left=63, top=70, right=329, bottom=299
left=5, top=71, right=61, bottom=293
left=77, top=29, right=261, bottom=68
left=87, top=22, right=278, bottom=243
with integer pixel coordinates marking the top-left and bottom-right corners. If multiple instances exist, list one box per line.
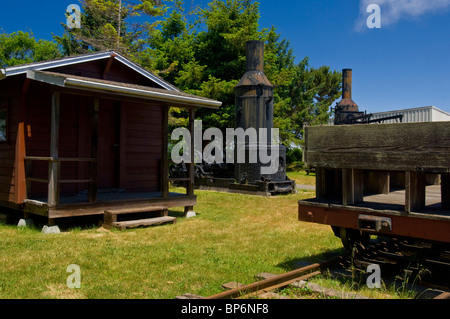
left=14, top=78, right=30, bottom=204
left=89, top=97, right=99, bottom=203
left=161, top=106, right=169, bottom=199
left=184, top=108, right=195, bottom=216
left=48, top=91, right=60, bottom=207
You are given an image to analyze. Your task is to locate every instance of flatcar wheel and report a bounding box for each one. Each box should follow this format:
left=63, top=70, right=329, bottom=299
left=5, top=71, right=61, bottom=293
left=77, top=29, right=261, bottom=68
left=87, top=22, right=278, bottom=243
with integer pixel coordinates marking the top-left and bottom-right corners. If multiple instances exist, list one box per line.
left=340, top=228, right=370, bottom=251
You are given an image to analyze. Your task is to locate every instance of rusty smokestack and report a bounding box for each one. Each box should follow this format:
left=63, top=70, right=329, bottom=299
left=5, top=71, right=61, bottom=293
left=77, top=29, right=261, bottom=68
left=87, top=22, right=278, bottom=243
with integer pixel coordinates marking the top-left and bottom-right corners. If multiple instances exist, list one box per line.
left=335, top=68, right=358, bottom=114
left=342, top=69, right=352, bottom=99
left=334, top=68, right=363, bottom=125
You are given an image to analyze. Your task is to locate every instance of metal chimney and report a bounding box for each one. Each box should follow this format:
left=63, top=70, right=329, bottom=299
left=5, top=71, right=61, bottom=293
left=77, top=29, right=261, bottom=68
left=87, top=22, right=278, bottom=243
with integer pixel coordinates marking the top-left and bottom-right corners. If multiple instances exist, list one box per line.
left=342, top=68, right=353, bottom=100
left=235, top=41, right=273, bottom=141
left=334, top=68, right=360, bottom=125
left=234, top=40, right=286, bottom=183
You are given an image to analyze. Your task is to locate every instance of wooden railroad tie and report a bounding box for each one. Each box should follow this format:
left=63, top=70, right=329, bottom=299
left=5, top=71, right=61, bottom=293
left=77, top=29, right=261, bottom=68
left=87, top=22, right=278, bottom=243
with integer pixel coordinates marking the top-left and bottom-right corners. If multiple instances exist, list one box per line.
left=103, top=206, right=176, bottom=230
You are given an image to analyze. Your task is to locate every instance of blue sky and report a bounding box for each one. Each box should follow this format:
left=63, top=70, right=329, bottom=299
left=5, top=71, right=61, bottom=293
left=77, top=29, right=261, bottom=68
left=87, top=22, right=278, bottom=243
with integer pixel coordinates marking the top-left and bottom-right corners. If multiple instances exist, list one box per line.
left=1, top=0, right=449, bottom=113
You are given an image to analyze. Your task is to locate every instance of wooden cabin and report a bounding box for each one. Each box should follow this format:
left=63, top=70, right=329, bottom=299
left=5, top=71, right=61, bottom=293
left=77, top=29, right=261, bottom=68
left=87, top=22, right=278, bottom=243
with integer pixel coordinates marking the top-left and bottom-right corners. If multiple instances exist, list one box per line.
left=0, top=51, right=221, bottom=228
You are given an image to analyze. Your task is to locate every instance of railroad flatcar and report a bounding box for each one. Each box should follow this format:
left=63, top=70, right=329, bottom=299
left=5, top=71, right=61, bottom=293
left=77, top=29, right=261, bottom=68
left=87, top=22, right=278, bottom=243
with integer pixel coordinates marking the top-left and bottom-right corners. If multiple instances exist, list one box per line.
left=298, top=70, right=450, bottom=249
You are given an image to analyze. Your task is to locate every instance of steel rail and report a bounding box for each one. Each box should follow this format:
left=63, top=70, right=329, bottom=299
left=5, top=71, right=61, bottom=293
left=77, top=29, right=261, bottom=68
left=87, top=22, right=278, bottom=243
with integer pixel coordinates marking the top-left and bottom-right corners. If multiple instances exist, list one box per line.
left=206, top=255, right=344, bottom=300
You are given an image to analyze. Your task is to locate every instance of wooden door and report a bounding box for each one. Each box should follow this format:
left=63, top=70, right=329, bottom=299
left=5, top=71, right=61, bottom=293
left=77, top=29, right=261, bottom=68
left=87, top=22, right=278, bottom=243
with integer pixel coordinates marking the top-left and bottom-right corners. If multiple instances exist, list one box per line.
left=98, top=101, right=120, bottom=189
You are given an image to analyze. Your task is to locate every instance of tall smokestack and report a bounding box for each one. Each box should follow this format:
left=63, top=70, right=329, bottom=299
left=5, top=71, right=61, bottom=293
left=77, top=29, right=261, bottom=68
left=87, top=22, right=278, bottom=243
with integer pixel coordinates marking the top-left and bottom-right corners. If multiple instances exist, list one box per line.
left=342, top=69, right=352, bottom=99
left=234, top=40, right=285, bottom=183
left=334, top=68, right=361, bottom=125
left=246, top=40, right=264, bottom=72
left=336, top=68, right=358, bottom=113
left=235, top=41, right=273, bottom=133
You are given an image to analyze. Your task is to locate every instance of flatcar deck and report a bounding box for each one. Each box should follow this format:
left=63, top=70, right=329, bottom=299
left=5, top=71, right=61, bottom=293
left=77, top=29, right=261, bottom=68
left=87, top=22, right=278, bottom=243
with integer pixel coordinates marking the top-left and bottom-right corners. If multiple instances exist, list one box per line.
left=361, top=185, right=450, bottom=217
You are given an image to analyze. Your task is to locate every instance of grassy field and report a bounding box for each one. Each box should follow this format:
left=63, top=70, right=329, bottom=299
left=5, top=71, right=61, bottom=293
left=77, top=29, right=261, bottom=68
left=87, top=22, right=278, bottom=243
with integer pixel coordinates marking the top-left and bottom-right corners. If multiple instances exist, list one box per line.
left=0, top=174, right=414, bottom=299
left=287, top=170, right=316, bottom=186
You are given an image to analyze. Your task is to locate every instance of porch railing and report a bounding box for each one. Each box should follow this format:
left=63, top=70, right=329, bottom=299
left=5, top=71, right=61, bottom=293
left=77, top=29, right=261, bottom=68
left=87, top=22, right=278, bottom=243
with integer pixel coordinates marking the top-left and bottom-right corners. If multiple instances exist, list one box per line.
left=24, top=156, right=97, bottom=207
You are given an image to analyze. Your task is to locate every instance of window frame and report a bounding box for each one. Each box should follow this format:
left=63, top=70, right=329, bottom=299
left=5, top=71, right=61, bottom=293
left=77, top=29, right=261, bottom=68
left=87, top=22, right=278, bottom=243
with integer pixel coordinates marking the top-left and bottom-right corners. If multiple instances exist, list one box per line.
left=0, top=100, right=9, bottom=144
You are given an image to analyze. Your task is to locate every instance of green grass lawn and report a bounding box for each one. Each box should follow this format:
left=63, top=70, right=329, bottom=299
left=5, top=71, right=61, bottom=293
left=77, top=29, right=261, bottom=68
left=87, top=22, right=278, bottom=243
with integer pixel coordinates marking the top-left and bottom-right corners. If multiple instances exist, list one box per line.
left=0, top=184, right=344, bottom=299
left=287, top=170, right=315, bottom=186
left=0, top=178, right=414, bottom=299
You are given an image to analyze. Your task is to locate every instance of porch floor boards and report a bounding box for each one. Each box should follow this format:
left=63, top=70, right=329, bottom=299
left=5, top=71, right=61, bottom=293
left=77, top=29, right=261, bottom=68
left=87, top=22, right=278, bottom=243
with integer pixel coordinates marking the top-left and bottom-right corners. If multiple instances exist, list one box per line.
left=24, top=190, right=196, bottom=219
left=30, top=190, right=178, bottom=205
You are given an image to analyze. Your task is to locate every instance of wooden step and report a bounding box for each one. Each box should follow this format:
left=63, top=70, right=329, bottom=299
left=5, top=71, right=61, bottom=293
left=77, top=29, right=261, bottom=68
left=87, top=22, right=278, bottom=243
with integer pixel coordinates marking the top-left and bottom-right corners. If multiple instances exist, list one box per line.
left=105, top=206, right=168, bottom=215
left=104, top=206, right=168, bottom=226
left=107, top=216, right=177, bottom=231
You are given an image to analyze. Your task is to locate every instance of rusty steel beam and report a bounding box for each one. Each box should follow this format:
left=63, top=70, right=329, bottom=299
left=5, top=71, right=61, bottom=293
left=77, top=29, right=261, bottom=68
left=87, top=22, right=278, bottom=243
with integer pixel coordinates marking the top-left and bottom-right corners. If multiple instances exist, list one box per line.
left=298, top=201, right=450, bottom=244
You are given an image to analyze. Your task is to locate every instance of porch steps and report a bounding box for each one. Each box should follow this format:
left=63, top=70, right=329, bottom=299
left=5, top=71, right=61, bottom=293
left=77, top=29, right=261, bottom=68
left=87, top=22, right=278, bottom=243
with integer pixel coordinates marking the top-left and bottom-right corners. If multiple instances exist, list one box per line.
left=103, top=205, right=176, bottom=230
left=109, top=216, right=177, bottom=231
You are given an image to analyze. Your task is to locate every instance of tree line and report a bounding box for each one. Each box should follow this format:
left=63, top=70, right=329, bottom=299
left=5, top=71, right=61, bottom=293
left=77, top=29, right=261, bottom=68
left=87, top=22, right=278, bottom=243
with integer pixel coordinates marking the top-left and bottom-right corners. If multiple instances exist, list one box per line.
left=0, top=0, right=342, bottom=151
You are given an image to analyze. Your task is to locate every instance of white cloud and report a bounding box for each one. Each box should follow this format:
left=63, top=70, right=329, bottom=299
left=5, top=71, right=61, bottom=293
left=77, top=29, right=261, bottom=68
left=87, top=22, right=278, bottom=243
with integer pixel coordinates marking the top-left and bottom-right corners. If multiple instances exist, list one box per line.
left=356, top=0, right=450, bottom=30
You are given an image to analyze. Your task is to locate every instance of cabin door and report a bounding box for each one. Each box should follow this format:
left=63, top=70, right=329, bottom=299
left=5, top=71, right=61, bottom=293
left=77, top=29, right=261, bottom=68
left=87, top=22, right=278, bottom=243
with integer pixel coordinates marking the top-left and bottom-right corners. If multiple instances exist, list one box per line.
left=98, top=101, right=120, bottom=189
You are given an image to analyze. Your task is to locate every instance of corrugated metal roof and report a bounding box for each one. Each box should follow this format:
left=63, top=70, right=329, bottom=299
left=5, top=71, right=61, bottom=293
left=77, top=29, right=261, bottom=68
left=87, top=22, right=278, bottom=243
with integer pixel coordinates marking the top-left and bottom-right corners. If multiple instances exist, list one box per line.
left=27, top=70, right=222, bottom=109
left=0, top=51, right=180, bottom=92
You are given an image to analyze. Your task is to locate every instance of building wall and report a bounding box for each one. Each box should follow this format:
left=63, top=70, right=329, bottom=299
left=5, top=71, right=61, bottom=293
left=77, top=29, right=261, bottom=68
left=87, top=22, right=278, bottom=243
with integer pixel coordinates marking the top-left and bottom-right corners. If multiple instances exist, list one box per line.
left=0, top=76, right=21, bottom=203
left=370, top=106, right=450, bottom=123
left=432, top=107, right=450, bottom=122
left=119, top=101, right=163, bottom=192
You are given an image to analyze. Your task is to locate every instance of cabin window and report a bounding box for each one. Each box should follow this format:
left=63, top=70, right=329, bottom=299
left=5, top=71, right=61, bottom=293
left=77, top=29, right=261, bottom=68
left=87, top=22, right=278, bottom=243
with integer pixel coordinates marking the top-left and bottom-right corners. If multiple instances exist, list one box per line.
left=0, top=108, right=7, bottom=142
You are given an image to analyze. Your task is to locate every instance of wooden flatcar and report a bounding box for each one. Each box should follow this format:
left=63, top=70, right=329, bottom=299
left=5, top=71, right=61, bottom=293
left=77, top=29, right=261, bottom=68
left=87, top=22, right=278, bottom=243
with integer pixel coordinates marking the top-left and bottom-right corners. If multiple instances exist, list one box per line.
left=298, top=122, right=450, bottom=248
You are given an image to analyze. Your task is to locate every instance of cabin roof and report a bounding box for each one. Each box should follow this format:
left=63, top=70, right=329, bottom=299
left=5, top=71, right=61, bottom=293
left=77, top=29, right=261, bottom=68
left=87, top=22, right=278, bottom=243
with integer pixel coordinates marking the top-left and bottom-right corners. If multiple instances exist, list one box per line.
left=0, top=51, right=179, bottom=91
left=0, top=50, right=222, bottom=109
left=27, top=70, right=222, bottom=109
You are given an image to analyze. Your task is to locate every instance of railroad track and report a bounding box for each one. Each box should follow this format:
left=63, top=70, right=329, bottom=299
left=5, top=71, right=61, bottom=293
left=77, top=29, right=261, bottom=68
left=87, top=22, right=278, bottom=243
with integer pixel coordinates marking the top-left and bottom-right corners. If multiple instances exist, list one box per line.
left=202, top=238, right=450, bottom=300
left=205, top=255, right=345, bottom=300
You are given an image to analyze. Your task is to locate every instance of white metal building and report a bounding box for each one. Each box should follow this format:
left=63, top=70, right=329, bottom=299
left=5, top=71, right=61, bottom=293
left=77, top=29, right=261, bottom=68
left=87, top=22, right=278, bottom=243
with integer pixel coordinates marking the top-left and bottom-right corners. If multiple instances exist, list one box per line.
left=370, top=106, right=450, bottom=123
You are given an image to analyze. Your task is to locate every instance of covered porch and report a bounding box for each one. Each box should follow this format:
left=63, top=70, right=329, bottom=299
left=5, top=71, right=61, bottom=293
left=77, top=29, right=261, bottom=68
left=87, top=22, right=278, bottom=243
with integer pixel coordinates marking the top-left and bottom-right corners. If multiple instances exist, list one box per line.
left=17, top=70, right=221, bottom=226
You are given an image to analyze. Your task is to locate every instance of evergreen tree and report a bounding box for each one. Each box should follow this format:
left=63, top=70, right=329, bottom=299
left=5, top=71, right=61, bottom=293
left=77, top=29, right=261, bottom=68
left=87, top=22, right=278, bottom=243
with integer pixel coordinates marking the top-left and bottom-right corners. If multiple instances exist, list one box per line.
left=0, top=31, right=62, bottom=67
left=54, top=0, right=170, bottom=55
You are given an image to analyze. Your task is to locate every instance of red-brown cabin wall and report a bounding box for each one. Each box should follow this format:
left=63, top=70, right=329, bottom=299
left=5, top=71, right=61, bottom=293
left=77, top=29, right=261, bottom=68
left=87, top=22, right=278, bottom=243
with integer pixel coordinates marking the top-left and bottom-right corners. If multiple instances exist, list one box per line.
left=0, top=76, right=21, bottom=203
left=25, top=83, right=164, bottom=198
left=120, top=101, right=163, bottom=192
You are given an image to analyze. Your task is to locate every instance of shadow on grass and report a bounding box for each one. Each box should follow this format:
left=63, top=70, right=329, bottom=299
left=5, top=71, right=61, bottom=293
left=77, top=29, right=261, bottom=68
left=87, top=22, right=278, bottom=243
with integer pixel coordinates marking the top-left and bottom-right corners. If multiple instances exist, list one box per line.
left=276, top=248, right=347, bottom=272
